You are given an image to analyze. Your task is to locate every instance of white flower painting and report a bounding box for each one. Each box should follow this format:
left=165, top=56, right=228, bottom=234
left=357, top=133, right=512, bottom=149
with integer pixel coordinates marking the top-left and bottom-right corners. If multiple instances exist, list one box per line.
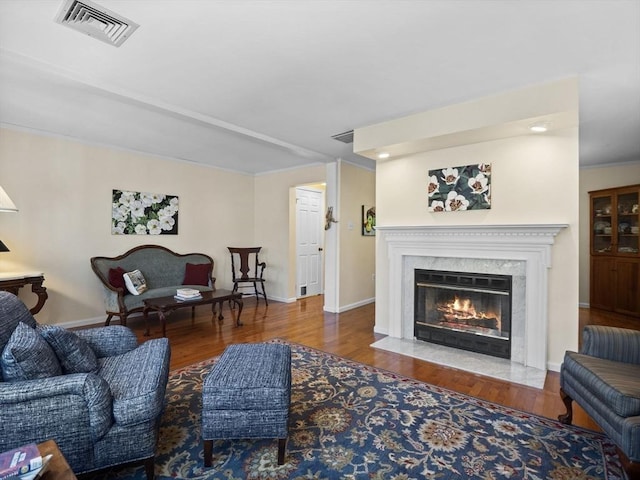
left=112, top=189, right=179, bottom=235
left=428, top=164, right=491, bottom=212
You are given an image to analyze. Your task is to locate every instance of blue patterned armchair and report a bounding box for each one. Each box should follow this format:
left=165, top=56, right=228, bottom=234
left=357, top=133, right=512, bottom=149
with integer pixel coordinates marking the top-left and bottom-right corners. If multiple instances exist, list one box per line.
left=0, top=292, right=170, bottom=479
left=559, top=325, right=640, bottom=480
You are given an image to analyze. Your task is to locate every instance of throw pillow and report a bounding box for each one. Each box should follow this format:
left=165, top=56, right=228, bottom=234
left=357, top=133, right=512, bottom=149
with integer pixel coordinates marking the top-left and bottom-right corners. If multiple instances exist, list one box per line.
left=183, top=263, right=211, bottom=286
left=123, top=269, right=148, bottom=295
left=37, top=325, right=99, bottom=374
left=1, top=322, right=62, bottom=381
left=108, top=266, right=127, bottom=291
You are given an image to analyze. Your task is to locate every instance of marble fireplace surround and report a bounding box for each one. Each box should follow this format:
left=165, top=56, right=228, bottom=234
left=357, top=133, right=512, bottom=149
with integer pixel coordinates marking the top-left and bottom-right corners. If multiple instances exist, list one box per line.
left=376, top=224, right=568, bottom=372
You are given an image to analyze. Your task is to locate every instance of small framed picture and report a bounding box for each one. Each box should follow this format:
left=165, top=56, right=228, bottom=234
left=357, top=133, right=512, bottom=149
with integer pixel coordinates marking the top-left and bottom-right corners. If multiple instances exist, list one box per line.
left=362, top=205, right=376, bottom=236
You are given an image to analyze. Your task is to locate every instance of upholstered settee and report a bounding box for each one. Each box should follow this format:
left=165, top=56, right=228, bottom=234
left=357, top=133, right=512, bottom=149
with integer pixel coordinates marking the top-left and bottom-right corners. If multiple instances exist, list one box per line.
left=558, top=325, right=640, bottom=479
left=0, top=291, right=170, bottom=479
left=91, top=244, right=215, bottom=326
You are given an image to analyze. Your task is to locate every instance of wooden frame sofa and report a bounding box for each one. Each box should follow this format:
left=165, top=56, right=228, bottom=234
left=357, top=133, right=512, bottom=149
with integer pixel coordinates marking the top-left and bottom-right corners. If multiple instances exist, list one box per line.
left=91, top=244, right=215, bottom=326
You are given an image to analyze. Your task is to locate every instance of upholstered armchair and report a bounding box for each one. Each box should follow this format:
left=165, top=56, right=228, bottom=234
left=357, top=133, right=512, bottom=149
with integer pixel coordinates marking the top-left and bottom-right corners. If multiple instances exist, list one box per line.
left=558, top=325, right=640, bottom=479
left=0, top=292, right=170, bottom=479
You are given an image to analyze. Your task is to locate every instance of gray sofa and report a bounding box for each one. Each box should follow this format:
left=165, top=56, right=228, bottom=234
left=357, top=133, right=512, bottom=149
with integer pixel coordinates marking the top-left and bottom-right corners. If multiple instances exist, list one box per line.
left=0, top=291, right=170, bottom=479
left=91, top=244, right=215, bottom=326
left=558, top=325, right=640, bottom=479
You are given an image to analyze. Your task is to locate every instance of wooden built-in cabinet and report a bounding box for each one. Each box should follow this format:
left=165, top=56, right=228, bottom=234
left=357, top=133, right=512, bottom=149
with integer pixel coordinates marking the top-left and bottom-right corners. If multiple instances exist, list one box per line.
left=589, top=184, right=640, bottom=316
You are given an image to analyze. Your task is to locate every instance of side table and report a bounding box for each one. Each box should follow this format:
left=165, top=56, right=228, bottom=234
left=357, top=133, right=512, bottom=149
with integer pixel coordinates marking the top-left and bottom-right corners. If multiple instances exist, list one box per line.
left=37, top=440, right=77, bottom=480
left=0, top=272, right=48, bottom=314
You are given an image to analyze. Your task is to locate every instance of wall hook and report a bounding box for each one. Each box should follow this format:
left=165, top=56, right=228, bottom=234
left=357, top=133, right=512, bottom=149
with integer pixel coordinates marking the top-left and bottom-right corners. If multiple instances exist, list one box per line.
left=325, top=206, right=338, bottom=230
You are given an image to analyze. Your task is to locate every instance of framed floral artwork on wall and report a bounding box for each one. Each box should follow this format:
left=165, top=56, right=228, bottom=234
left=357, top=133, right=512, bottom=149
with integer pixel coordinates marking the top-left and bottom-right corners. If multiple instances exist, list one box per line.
left=362, top=205, right=376, bottom=236
left=112, top=189, right=179, bottom=235
left=427, top=164, right=491, bottom=212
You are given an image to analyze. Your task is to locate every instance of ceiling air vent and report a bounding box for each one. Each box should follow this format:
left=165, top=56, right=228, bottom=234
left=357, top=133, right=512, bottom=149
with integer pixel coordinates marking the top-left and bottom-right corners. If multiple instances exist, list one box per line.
left=331, top=130, right=354, bottom=144
left=55, top=0, right=139, bottom=47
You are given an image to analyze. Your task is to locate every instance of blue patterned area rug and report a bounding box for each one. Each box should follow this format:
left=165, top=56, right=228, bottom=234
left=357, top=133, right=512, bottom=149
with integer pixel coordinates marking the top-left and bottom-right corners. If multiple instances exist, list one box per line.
left=106, top=341, right=623, bottom=480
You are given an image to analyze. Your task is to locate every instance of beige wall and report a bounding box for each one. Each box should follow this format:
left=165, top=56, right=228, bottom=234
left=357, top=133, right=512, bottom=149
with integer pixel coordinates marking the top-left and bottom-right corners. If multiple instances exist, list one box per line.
left=0, top=128, right=379, bottom=326
left=578, top=163, right=640, bottom=305
left=338, top=162, right=376, bottom=309
left=253, top=165, right=326, bottom=301
left=0, top=128, right=254, bottom=325
left=251, top=161, right=375, bottom=308
left=373, top=130, right=579, bottom=368
left=357, top=79, right=580, bottom=370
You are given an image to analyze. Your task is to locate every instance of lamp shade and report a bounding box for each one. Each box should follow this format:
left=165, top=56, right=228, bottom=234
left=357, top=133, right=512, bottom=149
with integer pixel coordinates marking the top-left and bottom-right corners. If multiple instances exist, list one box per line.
left=0, top=186, right=18, bottom=212
left=0, top=240, right=9, bottom=252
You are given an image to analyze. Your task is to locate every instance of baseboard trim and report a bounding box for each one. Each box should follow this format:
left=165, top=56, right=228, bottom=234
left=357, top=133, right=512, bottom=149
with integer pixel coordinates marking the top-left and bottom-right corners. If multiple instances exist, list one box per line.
left=54, top=295, right=300, bottom=329
left=56, top=315, right=113, bottom=329
left=374, top=325, right=389, bottom=335
left=337, top=297, right=375, bottom=313
left=267, top=295, right=296, bottom=303
left=546, top=361, right=561, bottom=373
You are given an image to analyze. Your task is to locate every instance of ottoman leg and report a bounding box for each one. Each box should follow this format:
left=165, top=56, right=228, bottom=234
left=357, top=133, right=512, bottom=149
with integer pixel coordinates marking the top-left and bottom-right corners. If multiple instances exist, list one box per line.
left=277, top=438, right=287, bottom=465
left=204, top=440, right=213, bottom=467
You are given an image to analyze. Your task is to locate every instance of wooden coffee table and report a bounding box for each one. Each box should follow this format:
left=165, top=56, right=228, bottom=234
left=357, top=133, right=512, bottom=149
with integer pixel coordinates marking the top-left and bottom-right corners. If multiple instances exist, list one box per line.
left=143, top=289, right=243, bottom=337
left=37, top=440, right=77, bottom=480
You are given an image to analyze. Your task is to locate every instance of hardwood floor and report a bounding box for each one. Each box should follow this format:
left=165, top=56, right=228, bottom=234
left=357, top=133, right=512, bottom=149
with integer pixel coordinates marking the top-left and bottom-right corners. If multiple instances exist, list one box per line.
left=118, top=295, right=638, bottom=433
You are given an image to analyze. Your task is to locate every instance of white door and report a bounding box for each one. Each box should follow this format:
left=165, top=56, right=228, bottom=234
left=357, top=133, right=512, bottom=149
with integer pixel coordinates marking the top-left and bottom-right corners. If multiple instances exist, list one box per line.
left=296, top=187, right=324, bottom=298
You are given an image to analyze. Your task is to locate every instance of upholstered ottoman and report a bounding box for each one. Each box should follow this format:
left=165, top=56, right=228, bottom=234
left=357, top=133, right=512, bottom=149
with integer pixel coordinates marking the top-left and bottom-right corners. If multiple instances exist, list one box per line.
left=202, top=343, right=292, bottom=466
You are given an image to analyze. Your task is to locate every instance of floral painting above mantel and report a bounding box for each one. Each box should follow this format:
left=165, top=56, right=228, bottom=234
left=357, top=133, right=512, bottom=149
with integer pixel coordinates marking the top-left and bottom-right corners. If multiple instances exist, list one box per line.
left=112, top=189, right=179, bottom=235
left=428, top=163, right=491, bottom=212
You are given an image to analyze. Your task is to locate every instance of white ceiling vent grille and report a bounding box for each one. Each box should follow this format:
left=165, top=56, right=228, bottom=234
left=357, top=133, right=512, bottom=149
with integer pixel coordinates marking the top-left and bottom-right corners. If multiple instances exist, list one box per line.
left=55, top=0, right=139, bottom=47
left=331, top=130, right=354, bottom=144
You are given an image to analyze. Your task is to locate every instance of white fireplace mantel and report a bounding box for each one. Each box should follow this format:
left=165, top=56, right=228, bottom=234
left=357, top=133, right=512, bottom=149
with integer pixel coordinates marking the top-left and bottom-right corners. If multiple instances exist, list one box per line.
left=377, top=224, right=568, bottom=371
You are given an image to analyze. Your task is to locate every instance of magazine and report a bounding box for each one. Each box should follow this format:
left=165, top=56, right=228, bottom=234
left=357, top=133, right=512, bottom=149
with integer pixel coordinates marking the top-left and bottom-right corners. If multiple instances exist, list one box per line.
left=18, top=455, right=52, bottom=480
left=0, top=444, right=42, bottom=480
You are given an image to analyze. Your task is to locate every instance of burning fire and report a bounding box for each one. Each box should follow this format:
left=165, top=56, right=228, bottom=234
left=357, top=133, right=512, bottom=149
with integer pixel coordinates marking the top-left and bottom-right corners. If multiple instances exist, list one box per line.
left=437, top=295, right=501, bottom=330
left=452, top=297, right=477, bottom=317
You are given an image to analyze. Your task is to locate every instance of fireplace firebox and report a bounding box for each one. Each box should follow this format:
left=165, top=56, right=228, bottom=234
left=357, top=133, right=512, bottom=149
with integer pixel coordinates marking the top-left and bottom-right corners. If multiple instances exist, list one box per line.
left=414, top=269, right=512, bottom=359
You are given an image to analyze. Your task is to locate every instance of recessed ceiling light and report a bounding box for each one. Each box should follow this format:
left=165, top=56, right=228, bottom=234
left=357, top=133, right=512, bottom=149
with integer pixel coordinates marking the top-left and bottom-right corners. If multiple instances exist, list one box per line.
left=377, top=152, right=390, bottom=159
left=530, top=123, right=548, bottom=133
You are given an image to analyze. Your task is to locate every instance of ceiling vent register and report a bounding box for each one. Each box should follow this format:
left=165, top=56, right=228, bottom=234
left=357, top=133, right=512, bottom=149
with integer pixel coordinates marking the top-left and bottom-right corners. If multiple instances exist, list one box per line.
left=55, top=0, right=139, bottom=47
left=331, top=130, right=354, bottom=144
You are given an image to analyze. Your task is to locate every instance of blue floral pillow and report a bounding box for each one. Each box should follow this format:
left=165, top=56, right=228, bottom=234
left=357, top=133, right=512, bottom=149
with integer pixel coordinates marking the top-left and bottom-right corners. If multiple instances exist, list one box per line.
left=1, top=322, right=62, bottom=381
left=38, top=325, right=99, bottom=374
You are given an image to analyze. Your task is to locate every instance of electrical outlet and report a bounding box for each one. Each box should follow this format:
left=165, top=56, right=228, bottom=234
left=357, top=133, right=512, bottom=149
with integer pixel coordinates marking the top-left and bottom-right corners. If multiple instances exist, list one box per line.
left=372, top=273, right=376, bottom=281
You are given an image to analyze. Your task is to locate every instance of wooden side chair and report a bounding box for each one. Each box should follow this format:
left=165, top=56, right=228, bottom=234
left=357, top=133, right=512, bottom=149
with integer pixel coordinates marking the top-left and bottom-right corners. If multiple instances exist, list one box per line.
left=228, top=247, right=268, bottom=305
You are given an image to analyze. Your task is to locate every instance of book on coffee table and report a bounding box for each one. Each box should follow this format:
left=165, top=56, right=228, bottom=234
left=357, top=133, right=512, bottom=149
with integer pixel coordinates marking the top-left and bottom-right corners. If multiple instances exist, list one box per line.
left=175, top=288, right=202, bottom=301
left=0, top=443, right=42, bottom=479
left=17, top=454, right=52, bottom=480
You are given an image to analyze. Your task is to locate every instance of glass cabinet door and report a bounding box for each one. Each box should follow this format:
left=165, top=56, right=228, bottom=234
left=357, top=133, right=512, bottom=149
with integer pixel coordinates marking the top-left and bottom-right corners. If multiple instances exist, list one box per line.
left=616, top=190, right=639, bottom=255
left=592, top=194, right=613, bottom=254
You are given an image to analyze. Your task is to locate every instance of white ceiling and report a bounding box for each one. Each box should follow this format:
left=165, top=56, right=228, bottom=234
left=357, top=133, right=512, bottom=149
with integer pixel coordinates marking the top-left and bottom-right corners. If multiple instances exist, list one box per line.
left=1, top=0, right=639, bottom=175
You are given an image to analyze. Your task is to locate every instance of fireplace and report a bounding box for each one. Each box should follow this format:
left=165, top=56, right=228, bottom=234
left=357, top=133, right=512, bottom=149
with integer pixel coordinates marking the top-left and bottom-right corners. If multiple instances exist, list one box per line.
left=414, top=269, right=512, bottom=359
left=377, top=224, right=568, bottom=371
